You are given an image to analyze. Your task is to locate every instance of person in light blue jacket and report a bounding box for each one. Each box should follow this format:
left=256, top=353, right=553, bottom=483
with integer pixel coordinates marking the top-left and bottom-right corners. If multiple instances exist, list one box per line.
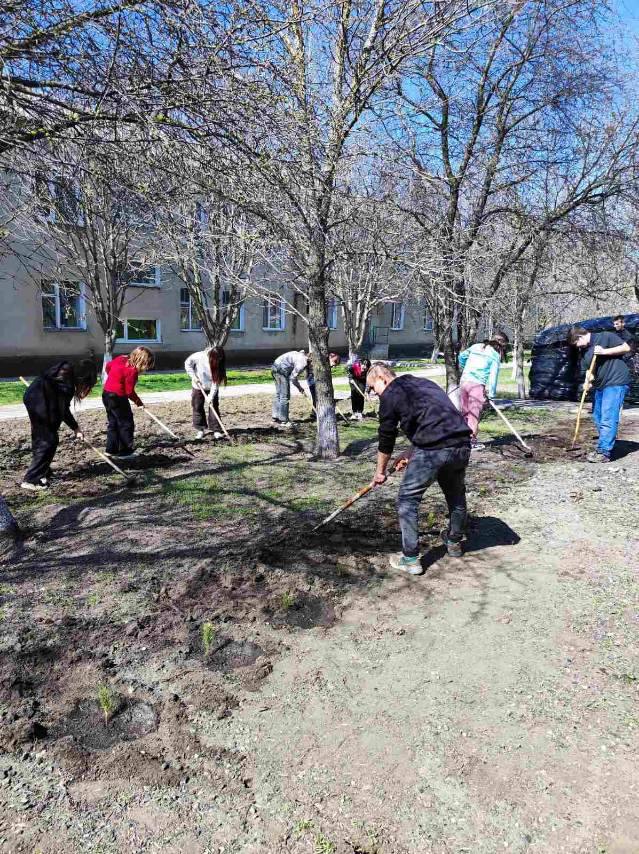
left=458, top=332, right=509, bottom=450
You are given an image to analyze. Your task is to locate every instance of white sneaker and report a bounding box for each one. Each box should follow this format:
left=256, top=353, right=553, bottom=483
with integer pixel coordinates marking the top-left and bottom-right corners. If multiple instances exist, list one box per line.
left=471, top=442, right=486, bottom=452
left=280, top=421, right=293, bottom=428
left=112, top=452, right=138, bottom=460
left=21, top=481, right=48, bottom=492
left=213, top=431, right=224, bottom=440
left=195, top=430, right=205, bottom=440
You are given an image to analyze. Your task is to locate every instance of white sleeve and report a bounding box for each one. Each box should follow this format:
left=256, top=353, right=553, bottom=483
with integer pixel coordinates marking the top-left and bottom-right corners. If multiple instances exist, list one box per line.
left=290, top=354, right=306, bottom=379
left=185, top=353, right=197, bottom=379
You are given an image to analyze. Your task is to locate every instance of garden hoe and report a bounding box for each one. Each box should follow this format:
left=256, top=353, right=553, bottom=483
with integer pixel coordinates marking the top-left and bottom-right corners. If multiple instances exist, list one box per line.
left=486, top=399, right=534, bottom=457
left=568, top=353, right=597, bottom=452
left=19, top=377, right=137, bottom=485
left=196, top=382, right=235, bottom=444
left=141, top=406, right=196, bottom=457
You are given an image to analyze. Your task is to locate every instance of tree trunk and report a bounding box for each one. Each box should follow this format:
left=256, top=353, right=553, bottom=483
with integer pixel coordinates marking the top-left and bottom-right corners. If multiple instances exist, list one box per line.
left=442, top=333, right=459, bottom=391
left=102, top=329, right=115, bottom=382
left=307, top=283, right=339, bottom=459
left=430, top=338, right=439, bottom=363
left=514, top=315, right=527, bottom=399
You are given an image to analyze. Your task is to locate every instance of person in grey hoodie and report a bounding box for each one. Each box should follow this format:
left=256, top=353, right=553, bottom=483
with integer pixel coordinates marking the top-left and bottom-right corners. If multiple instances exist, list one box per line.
left=185, top=346, right=226, bottom=439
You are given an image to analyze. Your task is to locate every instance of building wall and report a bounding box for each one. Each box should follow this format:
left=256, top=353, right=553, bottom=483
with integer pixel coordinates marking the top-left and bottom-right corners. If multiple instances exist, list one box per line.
left=0, top=249, right=436, bottom=374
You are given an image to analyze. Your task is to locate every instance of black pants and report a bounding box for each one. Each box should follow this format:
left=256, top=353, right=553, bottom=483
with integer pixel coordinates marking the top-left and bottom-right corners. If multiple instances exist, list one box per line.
left=103, top=392, right=134, bottom=455
left=397, top=446, right=470, bottom=557
left=24, top=419, right=59, bottom=484
left=350, top=379, right=366, bottom=413
left=191, top=388, right=220, bottom=430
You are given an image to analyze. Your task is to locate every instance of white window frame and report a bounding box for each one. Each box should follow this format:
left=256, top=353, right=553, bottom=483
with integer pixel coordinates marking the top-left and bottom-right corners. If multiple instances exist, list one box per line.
left=262, top=294, right=285, bottom=331
left=223, top=290, right=246, bottom=333
left=390, top=302, right=405, bottom=331
left=41, top=282, right=87, bottom=331
left=180, top=288, right=202, bottom=332
left=423, top=311, right=434, bottom=333
left=130, top=264, right=161, bottom=288
left=116, top=318, right=162, bottom=343
left=326, top=298, right=338, bottom=330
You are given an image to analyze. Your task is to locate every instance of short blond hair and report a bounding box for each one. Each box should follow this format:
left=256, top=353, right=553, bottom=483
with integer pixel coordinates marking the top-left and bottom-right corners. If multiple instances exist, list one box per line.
left=366, top=362, right=396, bottom=385
left=128, top=346, right=155, bottom=372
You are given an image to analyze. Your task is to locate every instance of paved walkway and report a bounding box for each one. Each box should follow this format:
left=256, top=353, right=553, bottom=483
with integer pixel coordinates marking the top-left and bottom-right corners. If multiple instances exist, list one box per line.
left=0, top=367, right=447, bottom=422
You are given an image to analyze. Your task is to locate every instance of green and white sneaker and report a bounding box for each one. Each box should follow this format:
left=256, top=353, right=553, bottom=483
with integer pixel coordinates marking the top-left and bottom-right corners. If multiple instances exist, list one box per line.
left=389, top=553, right=423, bottom=575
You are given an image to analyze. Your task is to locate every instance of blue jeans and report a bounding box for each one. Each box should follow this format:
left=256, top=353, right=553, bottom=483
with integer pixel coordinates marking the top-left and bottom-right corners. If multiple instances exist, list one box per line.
left=271, top=369, right=291, bottom=421
left=397, top=446, right=470, bottom=557
left=592, top=385, right=629, bottom=457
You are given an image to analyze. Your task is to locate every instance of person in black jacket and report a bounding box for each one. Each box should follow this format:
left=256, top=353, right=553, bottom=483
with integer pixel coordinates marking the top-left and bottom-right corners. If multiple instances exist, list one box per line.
left=368, top=363, right=471, bottom=574
left=613, top=315, right=637, bottom=368
left=21, top=360, right=97, bottom=491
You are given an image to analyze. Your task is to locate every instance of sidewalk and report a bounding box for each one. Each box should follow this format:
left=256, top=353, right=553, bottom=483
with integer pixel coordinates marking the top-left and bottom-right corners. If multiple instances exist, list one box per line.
left=0, top=366, right=446, bottom=421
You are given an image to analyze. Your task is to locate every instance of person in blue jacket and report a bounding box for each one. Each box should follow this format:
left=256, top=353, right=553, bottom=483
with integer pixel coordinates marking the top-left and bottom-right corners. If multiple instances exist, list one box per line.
left=457, top=332, right=509, bottom=450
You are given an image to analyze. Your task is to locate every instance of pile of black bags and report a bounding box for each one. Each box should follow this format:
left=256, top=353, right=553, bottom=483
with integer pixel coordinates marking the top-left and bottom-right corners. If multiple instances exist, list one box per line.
left=529, top=314, right=639, bottom=405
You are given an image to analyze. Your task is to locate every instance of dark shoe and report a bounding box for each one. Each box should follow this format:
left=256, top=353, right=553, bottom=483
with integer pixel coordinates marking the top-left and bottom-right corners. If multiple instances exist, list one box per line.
left=586, top=451, right=610, bottom=464
left=440, top=529, right=463, bottom=557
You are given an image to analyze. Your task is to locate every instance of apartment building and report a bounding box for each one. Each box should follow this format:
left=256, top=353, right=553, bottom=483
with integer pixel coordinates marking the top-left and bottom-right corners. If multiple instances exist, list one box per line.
left=0, top=250, right=437, bottom=375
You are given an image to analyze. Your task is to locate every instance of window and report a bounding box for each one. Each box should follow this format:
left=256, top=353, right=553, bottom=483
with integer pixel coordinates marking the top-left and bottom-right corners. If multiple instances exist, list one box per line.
left=116, top=318, right=161, bottom=342
left=326, top=298, right=338, bottom=330
left=262, top=294, right=285, bottom=331
left=180, top=288, right=202, bottom=331
left=41, top=282, right=86, bottom=330
left=390, top=302, right=405, bottom=331
left=223, top=291, right=245, bottom=332
left=130, top=264, right=161, bottom=287
left=423, top=311, right=434, bottom=332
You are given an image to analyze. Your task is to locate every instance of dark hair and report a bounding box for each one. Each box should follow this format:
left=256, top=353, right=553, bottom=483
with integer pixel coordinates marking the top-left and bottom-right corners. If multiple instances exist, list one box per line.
left=208, top=347, right=227, bottom=386
left=567, top=326, right=588, bottom=346
left=74, top=359, right=97, bottom=401
left=483, top=331, right=509, bottom=357
left=329, top=352, right=341, bottom=365
left=613, top=314, right=625, bottom=323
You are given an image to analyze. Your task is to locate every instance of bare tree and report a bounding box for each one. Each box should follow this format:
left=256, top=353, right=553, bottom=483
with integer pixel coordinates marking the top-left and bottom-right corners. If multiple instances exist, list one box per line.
left=172, top=0, right=494, bottom=458
left=391, top=0, right=638, bottom=387
left=13, top=134, right=160, bottom=370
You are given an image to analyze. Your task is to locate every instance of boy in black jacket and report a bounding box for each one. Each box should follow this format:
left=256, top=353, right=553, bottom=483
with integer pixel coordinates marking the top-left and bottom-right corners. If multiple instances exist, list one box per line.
left=368, top=363, right=471, bottom=575
left=21, top=360, right=97, bottom=490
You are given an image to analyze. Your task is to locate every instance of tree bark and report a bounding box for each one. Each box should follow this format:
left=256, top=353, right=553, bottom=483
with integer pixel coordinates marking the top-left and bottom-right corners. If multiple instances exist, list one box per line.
left=442, top=334, right=459, bottom=391
left=307, top=280, right=339, bottom=459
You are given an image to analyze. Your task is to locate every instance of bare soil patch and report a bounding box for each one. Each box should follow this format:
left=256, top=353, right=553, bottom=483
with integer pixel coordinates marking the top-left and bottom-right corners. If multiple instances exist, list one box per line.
left=0, top=395, right=638, bottom=852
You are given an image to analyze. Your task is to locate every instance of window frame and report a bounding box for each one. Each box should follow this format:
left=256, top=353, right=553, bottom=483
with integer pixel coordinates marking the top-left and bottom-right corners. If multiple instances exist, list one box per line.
left=262, top=294, right=285, bottom=331
left=390, top=302, right=405, bottom=331
left=326, top=297, right=338, bottom=330
left=179, top=287, right=203, bottom=332
left=130, top=264, right=161, bottom=288
left=423, top=310, right=434, bottom=333
left=41, top=281, right=87, bottom=331
left=223, top=290, right=246, bottom=333
left=116, top=318, right=162, bottom=343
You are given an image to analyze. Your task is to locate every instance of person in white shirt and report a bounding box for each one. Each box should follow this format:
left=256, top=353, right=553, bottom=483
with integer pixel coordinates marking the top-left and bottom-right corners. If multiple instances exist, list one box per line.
left=271, top=350, right=309, bottom=426
left=184, top=346, right=226, bottom=439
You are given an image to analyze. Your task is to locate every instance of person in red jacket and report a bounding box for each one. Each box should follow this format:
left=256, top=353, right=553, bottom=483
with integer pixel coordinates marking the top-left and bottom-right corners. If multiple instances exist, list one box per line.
left=102, top=346, right=154, bottom=458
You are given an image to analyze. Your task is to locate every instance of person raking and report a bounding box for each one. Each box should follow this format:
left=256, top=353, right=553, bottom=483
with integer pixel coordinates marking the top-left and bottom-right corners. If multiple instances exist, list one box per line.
left=567, top=326, right=631, bottom=463
left=271, top=350, right=311, bottom=427
left=368, top=363, right=472, bottom=575
left=457, top=332, right=509, bottom=450
left=21, top=359, right=98, bottom=491
left=102, top=346, right=155, bottom=459
left=347, top=356, right=372, bottom=421
left=185, top=346, right=227, bottom=440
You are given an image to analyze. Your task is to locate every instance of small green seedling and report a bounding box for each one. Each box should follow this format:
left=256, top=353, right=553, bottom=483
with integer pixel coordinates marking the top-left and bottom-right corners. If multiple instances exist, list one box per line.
left=201, top=621, right=216, bottom=655
left=425, top=510, right=437, bottom=529
left=281, top=591, right=296, bottom=610
left=314, top=833, right=336, bottom=854
left=97, top=683, right=116, bottom=725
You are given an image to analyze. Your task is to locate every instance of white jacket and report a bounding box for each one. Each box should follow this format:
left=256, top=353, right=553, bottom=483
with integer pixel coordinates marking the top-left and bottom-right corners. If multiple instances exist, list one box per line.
left=185, top=349, right=219, bottom=394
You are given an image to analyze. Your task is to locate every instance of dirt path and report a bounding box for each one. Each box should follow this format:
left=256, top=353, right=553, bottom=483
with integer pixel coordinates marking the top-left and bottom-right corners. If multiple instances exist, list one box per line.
left=0, top=399, right=637, bottom=853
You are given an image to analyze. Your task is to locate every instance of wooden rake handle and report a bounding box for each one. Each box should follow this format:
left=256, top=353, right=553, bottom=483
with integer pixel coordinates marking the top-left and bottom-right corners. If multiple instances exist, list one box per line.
left=486, top=398, right=533, bottom=452
left=196, top=383, right=234, bottom=444
left=571, top=354, right=597, bottom=448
